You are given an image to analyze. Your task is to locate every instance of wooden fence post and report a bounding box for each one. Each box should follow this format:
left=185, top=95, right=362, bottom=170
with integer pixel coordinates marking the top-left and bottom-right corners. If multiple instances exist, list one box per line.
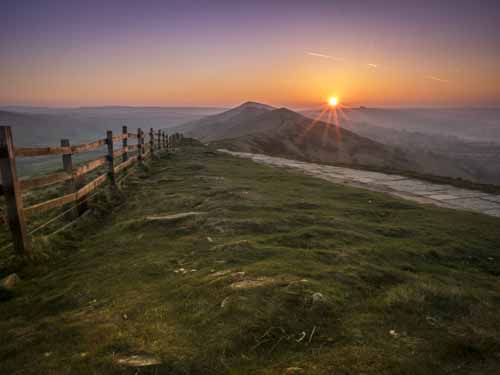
left=0, top=126, right=31, bottom=256
left=106, top=130, right=117, bottom=188
left=122, top=125, right=128, bottom=163
left=149, top=128, right=154, bottom=156
left=141, top=129, right=146, bottom=159
left=61, top=139, right=79, bottom=219
left=137, top=128, right=143, bottom=163
left=157, top=130, right=161, bottom=150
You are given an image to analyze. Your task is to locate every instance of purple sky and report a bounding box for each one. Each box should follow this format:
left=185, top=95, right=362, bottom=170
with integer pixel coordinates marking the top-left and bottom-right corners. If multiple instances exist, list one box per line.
left=1, top=0, right=499, bottom=107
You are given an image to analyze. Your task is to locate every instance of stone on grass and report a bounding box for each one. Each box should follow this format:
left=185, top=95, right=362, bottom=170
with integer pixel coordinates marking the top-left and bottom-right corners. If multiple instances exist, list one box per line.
left=211, top=270, right=232, bottom=278
left=145, top=212, right=205, bottom=222
left=312, top=292, right=326, bottom=304
left=114, top=353, right=162, bottom=367
left=1, top=273, right=20, bottom=290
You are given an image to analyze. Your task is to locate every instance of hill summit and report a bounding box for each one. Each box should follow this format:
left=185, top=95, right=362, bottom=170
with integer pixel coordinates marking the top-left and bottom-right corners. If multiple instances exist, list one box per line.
left=177, top=102, right=416, bottom=170
left=177, top=101, right=478, bottom=180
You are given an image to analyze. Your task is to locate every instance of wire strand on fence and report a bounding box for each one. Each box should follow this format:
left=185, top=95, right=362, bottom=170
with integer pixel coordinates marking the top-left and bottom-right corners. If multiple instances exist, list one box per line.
left=0, top=184, right=107, bottom=253
left=0, top=133, right=167, bottom=255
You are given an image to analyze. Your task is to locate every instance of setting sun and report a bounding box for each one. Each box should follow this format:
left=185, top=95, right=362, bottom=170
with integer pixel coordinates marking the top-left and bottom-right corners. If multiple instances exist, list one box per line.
left=328, top=97, right=338, bottom=106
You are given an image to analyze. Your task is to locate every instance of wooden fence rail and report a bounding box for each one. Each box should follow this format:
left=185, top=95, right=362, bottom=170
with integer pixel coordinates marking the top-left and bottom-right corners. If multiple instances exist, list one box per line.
left=0, top=125, right=183, bottom=257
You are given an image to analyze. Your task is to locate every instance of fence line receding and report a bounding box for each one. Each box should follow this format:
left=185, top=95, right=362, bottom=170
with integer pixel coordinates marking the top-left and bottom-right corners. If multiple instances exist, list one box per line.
left=0, top=125, right=184, bottom=257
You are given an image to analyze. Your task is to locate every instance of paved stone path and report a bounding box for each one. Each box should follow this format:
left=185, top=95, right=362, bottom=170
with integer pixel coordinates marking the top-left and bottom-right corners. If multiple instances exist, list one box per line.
left=219, top=149, right=500, bottom=218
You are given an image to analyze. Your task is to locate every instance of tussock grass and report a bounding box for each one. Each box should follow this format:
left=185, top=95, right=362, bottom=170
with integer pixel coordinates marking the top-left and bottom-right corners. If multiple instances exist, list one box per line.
left=1, top=143, right=500, bottom=374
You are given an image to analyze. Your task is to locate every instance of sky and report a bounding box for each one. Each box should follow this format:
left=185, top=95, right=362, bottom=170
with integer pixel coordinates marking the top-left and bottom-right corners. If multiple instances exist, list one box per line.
left=1, top=0, right=500, bottom=108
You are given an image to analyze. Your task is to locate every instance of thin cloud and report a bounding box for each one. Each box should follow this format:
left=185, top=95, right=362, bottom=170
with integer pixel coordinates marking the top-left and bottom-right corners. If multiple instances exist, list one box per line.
left=306, top=52, right=344, bottom=61
left=425, top=75, right=449, bottom=83
left=367, top=63, right=378, bottom=68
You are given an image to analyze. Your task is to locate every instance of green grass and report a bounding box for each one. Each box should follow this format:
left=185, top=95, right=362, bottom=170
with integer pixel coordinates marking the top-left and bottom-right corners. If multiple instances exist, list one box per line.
left=1, top=143, right=500, bottom=374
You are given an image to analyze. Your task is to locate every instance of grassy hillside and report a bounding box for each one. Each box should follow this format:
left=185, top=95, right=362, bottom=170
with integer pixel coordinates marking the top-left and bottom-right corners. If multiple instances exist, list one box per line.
left=1, top=143, right=500, bottom=374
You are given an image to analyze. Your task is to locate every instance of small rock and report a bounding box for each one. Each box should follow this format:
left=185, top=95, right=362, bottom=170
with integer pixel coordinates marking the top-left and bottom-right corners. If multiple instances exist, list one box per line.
left=207, top=237, right=214, bottom=243
left=211, top=270, right=232, bottom=278
left=285, top=367, right=305, bottom=374
left=145, top=212, right=205, bottom=222
left=80, top=352, right=89, bottom=358
left=114, top=353, right=162, bottom=367
left=220, top=296, right=231, bottom=309
left=122, top=313, right=128, bottom=320
left=312, top=292, right=326, bottom=304
left=389, top=329, right=399, bottom=337
left=1, top=273, right=20, bottom=290
left=44, top=352, right=52, bottom=358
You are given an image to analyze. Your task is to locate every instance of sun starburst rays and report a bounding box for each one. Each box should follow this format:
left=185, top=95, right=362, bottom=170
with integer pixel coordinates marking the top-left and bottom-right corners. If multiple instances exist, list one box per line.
left=300, top=98, right=348, bottom=145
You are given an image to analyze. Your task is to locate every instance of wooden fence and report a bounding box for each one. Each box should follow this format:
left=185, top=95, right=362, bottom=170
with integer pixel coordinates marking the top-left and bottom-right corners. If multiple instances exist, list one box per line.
left=0, top=125, right=184, bottom=257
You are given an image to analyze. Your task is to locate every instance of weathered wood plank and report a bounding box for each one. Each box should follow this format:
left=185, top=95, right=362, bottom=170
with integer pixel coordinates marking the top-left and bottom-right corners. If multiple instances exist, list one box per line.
left=14, top=138, right=108, bottom=157
left=114, top=155, right=138, bottom=174
left=24, top=192, right=77, bottom=217
left=106, top=130, right=117, bottom=188
left=19, top=171, right=71, bottom=190
left=61, top=139, right=79, bottom=219
left=122, top=126, right=128, bottom=163
left=112, top=134, right=127, bottom=143
left=0, top=126, right=31, bottom=255
left=113, top=147, right=127, bottom=158
left=15, top=146, right=71, bottom=157
left=73, top=156, right=107, bottom=177
left=76, top=173, right=107, bottom=199
left=71, top=139, right=106, bottom=154
left=127, top=132, right=138, bottom=138
left=137, top=128, right=143, bottom=163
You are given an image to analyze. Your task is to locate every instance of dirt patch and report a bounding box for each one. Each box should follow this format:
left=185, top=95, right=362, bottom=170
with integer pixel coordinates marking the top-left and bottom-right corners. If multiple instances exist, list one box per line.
left=230, top=277, right=280, bottom=290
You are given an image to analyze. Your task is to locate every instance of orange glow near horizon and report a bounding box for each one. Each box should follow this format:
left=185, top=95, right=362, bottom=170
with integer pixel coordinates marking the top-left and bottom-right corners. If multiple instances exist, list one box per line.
left=2, top=0, right=500, bottom=109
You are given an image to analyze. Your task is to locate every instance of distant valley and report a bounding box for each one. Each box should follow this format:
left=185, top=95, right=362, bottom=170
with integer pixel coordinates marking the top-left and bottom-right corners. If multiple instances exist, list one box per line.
left=1, top=103, right=499, bottom=186
left=177, top=102, right=500, bottom=185
left=0, top=106, right=224, bottom=176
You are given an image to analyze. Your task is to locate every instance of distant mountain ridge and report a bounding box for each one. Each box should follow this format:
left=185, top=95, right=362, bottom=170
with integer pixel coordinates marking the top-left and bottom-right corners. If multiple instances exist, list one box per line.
left=177, top=101, right=481, bottom=182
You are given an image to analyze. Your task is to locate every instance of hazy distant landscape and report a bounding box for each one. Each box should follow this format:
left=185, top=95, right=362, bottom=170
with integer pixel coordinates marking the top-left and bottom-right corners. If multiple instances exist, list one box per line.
left=3, top=104, right=500, bottom=185
left=0, top=106, right=224, bottom=176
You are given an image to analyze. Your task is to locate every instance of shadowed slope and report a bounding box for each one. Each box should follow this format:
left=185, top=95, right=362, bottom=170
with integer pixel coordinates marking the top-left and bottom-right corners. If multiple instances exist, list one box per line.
left=179, top=101, right=275, bottom=141
left=214, top=107, right=460, bottom=175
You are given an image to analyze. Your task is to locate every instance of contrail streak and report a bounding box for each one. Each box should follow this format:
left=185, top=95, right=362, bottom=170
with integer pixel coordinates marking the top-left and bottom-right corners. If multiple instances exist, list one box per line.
left=425, top=75, right=449, bottom=83
left=306, top=52, right=344, bottom=61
